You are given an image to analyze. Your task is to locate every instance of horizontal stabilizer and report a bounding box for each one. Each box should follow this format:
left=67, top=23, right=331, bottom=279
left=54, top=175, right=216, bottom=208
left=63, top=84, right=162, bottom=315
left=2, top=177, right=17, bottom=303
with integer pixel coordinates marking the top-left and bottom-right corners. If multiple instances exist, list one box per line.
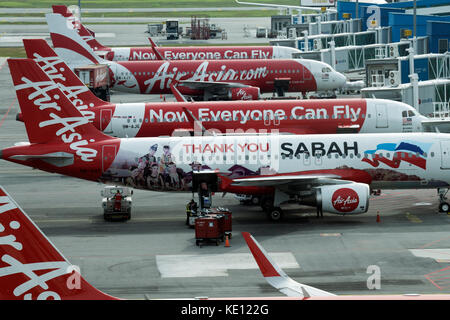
left=9, top=152, right=74, bottom=167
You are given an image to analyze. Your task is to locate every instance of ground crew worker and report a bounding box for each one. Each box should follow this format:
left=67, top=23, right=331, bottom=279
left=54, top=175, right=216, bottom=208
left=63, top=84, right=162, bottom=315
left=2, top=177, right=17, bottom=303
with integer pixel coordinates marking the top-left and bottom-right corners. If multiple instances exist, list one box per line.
left=186, top=199, right=198, bottom=225
left=114, top=190, right=122, bottom=212
left=199, top=182, right=211, bottom=209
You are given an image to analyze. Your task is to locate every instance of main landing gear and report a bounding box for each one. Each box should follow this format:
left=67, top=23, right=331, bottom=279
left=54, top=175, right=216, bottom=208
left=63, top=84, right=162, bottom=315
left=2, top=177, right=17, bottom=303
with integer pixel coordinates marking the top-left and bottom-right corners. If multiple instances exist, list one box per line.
left=438, top=188, right=450, bottom=213
left=259, top=195, right=284, bottom=221
left=266, top=206, right=283, bottom=221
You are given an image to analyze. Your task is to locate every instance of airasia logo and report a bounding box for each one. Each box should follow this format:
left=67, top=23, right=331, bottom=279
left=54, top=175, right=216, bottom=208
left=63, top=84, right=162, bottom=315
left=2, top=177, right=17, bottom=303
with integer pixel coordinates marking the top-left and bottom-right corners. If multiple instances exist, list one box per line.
left=233, top=88, right=253, bottom=100
left=332, top=188, right=359, bottom=212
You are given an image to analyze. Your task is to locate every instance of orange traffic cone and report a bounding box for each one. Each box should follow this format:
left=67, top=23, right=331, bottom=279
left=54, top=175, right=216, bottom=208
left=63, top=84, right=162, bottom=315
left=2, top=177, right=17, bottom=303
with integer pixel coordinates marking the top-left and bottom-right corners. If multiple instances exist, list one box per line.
left=376, top=211, right=380, bottom=223
left=224, top=235, right=231, bottom=247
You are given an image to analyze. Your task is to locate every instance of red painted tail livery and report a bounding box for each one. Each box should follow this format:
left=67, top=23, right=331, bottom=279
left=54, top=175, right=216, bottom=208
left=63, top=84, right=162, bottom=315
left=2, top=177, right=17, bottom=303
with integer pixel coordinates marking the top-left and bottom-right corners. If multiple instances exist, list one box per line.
left=23, top=39, right=107, bottom=112
left=8, top=58, right=108, bottom=153
left=0, top=186, right=117, bottom=300
left=5, top=58, right=120, bottom=182
left=52, top=5, right=109, bottom=52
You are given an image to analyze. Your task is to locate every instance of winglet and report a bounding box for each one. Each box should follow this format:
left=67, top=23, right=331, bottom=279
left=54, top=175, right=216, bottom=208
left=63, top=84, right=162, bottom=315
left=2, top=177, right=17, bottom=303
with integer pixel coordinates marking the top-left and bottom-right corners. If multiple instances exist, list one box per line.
left=148, top=37, right=159, bottom=48
left=242, top=232, right=336, bottom=298
left=151, top=45, right=165, bottom=61
left=0, top=185, right=117, bottom=300
left=170, top=83, right=188, bottom=102
left=169, top=71, right=189, bottom=102
left=242, top=232, right=286, bottom=278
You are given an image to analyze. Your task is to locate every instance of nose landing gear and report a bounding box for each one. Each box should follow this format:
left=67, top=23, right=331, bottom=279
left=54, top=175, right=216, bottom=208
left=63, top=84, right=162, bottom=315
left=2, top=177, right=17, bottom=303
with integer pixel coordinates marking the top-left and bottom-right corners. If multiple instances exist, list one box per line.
left=437, top=188, right=450, bottom=213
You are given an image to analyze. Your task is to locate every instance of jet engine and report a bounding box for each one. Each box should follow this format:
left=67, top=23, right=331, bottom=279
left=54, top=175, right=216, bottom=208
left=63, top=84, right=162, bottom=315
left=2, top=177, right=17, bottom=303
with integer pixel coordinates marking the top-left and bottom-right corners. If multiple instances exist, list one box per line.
left=315, top=183, right=370, bottom=215
left=228, top=86, right=260, bottom=100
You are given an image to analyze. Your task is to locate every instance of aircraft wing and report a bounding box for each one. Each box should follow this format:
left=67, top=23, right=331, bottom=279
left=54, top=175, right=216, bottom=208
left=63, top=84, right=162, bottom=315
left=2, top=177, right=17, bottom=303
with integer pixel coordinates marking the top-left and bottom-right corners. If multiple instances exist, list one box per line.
left=178, top=80, right=250, bottom=90
left=230, top=168, right=372, bottom=192
left=421, top=119, right=450, bottom=133
left=242, top=232, right=336, bottom=298
left=8, top=152, right=75, bottom=167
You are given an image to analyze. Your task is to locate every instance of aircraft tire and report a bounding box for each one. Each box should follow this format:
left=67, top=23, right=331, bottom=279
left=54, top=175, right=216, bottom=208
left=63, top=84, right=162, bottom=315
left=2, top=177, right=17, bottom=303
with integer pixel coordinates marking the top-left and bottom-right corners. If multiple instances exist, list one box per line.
left=251, top=196, right=261, bottom=206
left=439, top=202, right=450, bottom=213
left=267, top=207, right=283, bottom=222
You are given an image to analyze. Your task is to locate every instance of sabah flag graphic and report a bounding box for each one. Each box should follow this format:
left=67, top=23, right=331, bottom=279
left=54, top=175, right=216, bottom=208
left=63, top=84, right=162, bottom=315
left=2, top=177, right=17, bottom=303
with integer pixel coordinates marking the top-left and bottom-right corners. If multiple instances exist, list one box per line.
left=361, top=141, right=432, bottom=170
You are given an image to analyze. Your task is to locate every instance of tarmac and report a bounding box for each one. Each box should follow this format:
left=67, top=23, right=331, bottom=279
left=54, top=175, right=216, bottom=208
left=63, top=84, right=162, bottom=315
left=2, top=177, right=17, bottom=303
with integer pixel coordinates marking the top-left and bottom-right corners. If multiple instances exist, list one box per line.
left=0, top=18, right=272, bottom=47
left=0, top=54, right=449, bottom=299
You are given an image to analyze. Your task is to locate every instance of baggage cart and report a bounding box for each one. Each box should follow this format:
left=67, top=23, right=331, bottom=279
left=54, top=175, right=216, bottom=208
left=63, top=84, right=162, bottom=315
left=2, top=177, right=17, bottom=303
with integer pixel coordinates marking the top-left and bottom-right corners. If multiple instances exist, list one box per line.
left=203, top=207, right=232, bottom=239
left=195, top=216, right=224, bottom=247
left=74, top=64, right=111, bottom=101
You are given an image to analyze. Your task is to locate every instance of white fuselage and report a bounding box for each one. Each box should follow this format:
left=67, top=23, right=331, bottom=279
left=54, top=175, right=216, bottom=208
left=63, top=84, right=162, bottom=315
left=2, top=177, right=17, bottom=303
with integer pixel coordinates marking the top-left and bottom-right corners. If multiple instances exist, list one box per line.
left=102, top=132, right=450, bottom=192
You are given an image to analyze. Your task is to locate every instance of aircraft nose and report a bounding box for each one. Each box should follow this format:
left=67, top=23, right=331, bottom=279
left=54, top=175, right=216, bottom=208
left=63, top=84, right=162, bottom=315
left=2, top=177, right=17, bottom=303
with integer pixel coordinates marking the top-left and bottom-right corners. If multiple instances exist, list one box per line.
left=418, top=115, right=429, bottom=131
left=335, top=72, right=347, bottom=88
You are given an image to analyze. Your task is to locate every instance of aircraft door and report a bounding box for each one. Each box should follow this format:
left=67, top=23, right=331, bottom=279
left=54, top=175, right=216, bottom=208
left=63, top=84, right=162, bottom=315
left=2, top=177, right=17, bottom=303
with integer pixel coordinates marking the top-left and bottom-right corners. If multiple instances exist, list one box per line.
left=314, top=151, right=323, bottom=167
left=440, top=141, right=450, bottom=169
left=303, top=153, right=311, bottom=167
left=101, top=109, right=113, bottom=133
left=303, top=64, right=312, bottom=81
left=375, top=104, right=388, bottom=128
left=102, top=145, right=117, bottom=173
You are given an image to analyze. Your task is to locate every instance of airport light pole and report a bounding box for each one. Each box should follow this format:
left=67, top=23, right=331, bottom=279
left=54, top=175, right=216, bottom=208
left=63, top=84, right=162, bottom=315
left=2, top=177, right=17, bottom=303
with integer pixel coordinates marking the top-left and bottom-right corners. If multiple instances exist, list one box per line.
left=78, top=0, right=82, bottom=20
left=410, top=0, right=419, bottom=112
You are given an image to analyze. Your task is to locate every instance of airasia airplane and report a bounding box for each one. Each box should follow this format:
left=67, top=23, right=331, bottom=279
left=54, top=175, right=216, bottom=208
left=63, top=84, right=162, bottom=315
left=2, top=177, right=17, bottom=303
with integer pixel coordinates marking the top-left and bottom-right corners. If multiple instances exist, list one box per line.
left=1, top=186, right=446, bottom=300
left=52, top=5, right=302, bottom=62
left=46, top=13, right=347, bottom=100
left=3, top=58, right=450, bottom=222
left=20, top=38, right=426, bottom=140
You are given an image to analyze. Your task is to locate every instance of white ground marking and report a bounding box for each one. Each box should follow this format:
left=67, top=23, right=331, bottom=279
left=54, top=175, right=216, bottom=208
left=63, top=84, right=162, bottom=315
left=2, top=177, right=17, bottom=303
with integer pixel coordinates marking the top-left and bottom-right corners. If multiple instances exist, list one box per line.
left=409, top=249, right=450, bottom=263
left=156, top=253, right=299, bottom=278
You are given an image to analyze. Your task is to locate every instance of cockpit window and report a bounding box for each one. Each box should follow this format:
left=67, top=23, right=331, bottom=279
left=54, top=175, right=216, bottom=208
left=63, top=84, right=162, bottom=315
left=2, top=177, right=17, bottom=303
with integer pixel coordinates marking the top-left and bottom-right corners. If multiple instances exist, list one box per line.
left=408, top=110, right=415, bottom=117
left=322, top=67, right=331, bottom=73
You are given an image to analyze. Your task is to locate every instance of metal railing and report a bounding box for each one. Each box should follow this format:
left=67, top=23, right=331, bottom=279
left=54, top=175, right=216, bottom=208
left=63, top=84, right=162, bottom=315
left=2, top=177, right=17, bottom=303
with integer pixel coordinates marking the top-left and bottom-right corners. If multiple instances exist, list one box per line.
left=432, top=101, right=450, bottom=118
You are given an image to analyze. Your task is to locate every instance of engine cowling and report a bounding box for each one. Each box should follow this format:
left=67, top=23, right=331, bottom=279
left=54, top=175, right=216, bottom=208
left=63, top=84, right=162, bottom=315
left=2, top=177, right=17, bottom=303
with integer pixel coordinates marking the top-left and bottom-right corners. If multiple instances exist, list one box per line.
left=316, top=183, right=370, bottom=215
left=228, top=87, right=260, bottom=100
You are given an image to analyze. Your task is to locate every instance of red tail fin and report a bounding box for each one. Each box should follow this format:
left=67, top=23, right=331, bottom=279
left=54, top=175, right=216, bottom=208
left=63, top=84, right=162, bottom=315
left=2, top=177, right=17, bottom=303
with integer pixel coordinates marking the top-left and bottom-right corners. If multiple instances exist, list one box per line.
left=0, top=186, right=117, bottom=300
left=52, top=5, right=110, bottom=52
left=23, top=39, right=108, bottom=110
left=46, top=13, right=103, bottom=66
left=8, top=58, right=109, bottom=146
